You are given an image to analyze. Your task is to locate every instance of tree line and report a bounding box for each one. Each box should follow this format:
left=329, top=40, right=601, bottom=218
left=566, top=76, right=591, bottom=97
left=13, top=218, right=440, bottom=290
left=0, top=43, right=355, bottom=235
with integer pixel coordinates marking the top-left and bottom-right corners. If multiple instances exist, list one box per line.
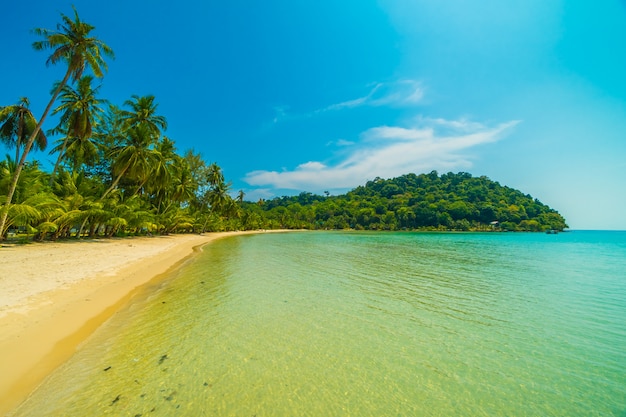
left=246, top=172, right=568, bottom=232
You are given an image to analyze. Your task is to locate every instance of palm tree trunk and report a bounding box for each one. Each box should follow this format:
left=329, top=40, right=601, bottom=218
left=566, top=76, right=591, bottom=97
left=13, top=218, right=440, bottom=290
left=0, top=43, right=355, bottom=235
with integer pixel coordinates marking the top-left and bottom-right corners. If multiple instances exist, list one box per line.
left=15, top=116, right=23, bottom=165
left=100, top=163, right=130, bottom=200
left=77, top=216, right=89, bottom=239
left=133, top=177, right=148, bottom=197
left=0, top=68, right=72, bottom=240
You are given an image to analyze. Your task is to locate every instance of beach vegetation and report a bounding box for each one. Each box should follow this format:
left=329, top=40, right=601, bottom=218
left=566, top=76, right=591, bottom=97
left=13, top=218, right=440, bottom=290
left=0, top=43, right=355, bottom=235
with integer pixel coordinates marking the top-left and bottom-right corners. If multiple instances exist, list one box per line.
left=0, top=6, right=114, bottom=240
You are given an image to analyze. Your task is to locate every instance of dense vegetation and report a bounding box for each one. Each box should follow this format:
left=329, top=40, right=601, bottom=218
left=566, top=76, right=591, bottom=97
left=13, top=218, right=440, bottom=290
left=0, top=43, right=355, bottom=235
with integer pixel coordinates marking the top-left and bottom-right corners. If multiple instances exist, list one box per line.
left=0, top=8, right=566, bottom=242
left=0, top=7, right=242, bottom=241
left=245, top=172, right=568, bottom=232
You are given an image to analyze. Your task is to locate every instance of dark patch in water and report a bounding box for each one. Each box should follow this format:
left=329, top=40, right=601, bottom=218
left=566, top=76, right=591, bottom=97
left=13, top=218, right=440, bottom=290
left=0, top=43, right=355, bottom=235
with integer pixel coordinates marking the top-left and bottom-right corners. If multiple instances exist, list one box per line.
left=158, top=354, right=168, bottom=364
left=103, top=366, right=111, bottom=371
left=110, top=395, right=120, bottom=405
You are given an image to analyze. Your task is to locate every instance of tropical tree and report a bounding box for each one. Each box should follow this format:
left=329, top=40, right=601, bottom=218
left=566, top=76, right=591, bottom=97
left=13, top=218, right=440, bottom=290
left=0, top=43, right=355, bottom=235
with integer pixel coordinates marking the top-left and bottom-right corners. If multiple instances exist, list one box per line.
left=207, top=162, right=224, bottom=187
left=49, top=75, right=105, bottom=182
left=0, top=98, right=47, bottom=163
left=101, top=124, right=164, bottom=199
left=89, top=104, right=124, bottom=180
left=0, top=6, right=114, bottom=240
left=119, top=95, right=167, bottom=142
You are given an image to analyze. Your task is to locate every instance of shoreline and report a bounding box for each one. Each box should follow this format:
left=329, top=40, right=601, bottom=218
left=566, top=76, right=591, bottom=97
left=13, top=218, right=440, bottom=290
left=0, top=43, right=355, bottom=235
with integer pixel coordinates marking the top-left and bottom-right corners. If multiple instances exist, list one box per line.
left=0, top=231, right=279, bottom=415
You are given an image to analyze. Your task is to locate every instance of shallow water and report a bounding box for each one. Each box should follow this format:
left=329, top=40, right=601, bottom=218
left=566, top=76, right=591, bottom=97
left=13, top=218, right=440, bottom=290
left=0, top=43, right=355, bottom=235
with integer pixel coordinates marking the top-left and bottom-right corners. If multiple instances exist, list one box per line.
left=12, top=231, right=626, bottom=416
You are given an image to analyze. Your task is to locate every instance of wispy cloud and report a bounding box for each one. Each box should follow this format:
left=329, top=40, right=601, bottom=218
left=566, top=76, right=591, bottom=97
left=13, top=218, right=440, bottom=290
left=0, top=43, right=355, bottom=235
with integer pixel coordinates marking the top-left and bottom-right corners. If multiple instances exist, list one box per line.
left=244, top=118, right=520, bottom=192
left=323, top=79, right=425, bottom=111
left=268, top=80, right=424, bottom=126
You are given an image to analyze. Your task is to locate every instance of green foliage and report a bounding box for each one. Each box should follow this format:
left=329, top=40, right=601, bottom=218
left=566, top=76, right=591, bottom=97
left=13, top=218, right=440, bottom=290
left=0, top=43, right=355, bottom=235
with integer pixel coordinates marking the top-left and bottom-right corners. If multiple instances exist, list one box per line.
left=254, top=171, right=568, bottom=232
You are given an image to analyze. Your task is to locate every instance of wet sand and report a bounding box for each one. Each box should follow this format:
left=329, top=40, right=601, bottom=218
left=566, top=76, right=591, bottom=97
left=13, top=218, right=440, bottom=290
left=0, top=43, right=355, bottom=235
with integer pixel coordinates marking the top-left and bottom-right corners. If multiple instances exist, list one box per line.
left=0, top=231, right=267, bottom=415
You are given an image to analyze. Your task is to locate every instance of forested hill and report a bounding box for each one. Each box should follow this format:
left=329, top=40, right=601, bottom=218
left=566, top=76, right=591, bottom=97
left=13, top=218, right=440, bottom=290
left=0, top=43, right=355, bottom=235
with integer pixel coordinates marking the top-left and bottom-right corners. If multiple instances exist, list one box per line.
left=247, top=172, right=568, bottom=231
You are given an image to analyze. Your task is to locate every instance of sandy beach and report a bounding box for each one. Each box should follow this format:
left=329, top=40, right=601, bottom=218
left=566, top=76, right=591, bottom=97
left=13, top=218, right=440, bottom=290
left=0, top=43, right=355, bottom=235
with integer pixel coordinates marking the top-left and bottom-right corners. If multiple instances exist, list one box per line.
left=0, top=231, right=262, bottom=415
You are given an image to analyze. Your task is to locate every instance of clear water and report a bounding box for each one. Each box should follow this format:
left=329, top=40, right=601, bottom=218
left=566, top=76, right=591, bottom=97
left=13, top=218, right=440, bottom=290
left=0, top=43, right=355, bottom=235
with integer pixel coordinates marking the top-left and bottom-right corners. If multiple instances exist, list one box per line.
left=11, top=231, right=626, bottom=416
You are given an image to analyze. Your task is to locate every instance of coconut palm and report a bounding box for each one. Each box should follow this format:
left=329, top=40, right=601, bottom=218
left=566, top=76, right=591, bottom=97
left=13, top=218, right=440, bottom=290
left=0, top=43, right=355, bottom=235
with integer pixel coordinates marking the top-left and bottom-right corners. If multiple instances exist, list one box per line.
left=101, top=124, right=164, bottom=199
left=49, top=75, right=105, bottom=182
left=0, top=6, right=113, bottom=240
left=119, top=95, right=167, bottom=142
left=207, top=162, right=224, bottom=188
left=0, top=98, right=48, bottom=163
left=170, top=157, right=197, bottom=205
left=133, top=136, right=174, bottom=197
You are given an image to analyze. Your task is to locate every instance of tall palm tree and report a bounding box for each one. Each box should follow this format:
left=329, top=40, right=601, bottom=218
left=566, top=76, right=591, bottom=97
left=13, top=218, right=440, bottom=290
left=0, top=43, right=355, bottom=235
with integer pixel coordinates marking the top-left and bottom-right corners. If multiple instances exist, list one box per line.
left=49, top=75, right=105, bottom=183
left=119, top=95, right=167, bottom=142
left=0, top=98, right=47, bottom=163
left=0, top=6, right=113, bottom=240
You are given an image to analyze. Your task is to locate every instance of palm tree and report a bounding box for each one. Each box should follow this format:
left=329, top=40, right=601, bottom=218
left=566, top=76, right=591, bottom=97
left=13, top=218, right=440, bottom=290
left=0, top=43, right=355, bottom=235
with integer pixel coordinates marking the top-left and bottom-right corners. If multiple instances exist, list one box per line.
left=0, top=6, right=113, bottom=240
left=119, top=95, right=167, bottom=142
left=134, top=136, right=175, bottom=197
left=237, top=189, right=245, bottom=204
left=49, top=75, right=105, bottom=183
left=0, top=98, right=47, bottom=163
left=207, top=162, right=224, bottom=188
left=101, top=124, right=164, bottom=199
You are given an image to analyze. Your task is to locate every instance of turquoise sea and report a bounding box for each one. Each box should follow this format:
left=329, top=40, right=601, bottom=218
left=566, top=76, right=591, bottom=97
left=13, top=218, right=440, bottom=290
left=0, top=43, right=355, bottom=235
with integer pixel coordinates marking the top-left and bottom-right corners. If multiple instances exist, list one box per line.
left=11, top=231, right=626, bottom=416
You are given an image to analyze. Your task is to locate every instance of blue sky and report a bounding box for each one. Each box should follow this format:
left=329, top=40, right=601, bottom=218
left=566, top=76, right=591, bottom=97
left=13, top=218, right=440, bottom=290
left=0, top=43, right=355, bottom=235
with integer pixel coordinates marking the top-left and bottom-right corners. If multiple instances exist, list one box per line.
left=2, top=1, right=625, bottom=230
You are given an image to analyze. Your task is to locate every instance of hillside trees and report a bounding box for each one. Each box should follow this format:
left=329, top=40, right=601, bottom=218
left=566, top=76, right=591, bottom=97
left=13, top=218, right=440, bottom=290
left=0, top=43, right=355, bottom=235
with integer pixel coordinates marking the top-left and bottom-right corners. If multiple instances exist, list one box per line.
left=255, top=172, right=568, bottom=232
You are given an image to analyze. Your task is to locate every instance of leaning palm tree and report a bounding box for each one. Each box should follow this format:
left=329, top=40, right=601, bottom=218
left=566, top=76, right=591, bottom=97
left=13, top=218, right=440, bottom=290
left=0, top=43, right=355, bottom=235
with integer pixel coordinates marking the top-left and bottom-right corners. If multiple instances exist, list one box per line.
left=49, top=75, right=105, bottom=183
left=0, top=6, right=113, bottom=240
left=0, top=98, right=47, bottom=163
left=101, top=124, right=164, bottom=199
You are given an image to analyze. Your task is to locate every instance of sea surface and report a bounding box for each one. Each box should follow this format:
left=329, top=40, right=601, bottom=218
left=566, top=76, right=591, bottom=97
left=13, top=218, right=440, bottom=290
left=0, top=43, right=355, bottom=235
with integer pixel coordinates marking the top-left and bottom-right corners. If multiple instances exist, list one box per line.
left=11, top=231, right=626, bottom=416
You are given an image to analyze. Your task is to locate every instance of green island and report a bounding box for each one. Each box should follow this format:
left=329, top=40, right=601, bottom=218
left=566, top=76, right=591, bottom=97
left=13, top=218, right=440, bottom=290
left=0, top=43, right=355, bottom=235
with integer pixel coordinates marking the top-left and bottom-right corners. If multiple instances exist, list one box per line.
left=0, top=8, right=566, bottom=243
left=248, top=171, right=567, bottom=232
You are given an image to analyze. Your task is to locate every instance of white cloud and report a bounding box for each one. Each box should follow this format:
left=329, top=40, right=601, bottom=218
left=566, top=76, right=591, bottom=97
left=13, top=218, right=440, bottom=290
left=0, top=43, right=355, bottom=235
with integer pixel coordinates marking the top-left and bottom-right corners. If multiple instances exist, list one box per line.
left=244, top=118, right=520, bottom=192
left=297, top=161, right=327, bottom=171
left=335, top=139, right=356, bottom=147
left=324, top=79, right=424, bottom=111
